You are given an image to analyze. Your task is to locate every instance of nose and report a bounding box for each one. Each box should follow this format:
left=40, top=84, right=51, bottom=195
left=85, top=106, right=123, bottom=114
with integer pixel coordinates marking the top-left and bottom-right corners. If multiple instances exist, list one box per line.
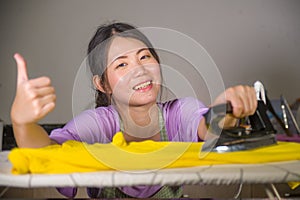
left=131, top=58, right=146, bottom=77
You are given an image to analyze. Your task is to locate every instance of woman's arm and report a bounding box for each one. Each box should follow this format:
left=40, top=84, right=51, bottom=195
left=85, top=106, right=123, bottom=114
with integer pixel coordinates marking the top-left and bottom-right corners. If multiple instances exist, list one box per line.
left=11, top=53, right=56, bottom=148
left=12, top=123, right=57, bottom=148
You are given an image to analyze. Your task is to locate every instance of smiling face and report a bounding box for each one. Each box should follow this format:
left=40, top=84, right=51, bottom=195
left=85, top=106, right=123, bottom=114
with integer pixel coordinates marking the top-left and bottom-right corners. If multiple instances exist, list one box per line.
left=105, top=36, right=161, bottom=108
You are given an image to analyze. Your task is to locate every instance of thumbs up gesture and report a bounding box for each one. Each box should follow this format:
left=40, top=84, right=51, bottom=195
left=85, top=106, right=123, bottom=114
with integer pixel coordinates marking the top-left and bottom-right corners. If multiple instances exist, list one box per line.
left=11, top=53, right=56, bottom=125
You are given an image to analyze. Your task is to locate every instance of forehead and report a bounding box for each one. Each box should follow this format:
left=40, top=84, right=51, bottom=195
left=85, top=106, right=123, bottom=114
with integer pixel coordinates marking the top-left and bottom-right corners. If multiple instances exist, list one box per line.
left=107, top=37, right=148, bottom=62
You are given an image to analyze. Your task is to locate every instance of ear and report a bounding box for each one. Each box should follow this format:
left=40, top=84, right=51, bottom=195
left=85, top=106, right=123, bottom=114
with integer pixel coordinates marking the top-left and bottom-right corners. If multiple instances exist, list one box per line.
left=93, top=75, right=106, bottom=93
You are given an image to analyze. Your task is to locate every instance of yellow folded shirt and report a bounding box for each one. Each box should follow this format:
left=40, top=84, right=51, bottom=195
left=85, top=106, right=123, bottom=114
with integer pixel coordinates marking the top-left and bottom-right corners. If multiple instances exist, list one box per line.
left=9, top=132, right=300, bottom=174
left=8, top=132, right=300, bottom=189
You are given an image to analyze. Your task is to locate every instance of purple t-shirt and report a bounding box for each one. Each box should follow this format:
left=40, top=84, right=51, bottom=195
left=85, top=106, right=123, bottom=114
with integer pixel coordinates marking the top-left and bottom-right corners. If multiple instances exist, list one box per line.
left=50, top=97, right=208, bottom=198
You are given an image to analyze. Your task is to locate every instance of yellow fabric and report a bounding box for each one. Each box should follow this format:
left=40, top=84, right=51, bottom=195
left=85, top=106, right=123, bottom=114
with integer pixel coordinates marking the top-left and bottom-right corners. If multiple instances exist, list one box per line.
left=288, top=182, right=300, bottom=190
left=8, top=132, right=300, bottom=178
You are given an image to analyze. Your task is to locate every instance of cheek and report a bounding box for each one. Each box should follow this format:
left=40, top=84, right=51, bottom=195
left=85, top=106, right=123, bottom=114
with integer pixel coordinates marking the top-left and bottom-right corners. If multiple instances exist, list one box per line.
left=106, top=71, right=119, bottom=93
left=151, top=65, right=162, bottom=83
left=108, top=76, right=121, bottom=92
left=108, top=73, right=130, bottom=94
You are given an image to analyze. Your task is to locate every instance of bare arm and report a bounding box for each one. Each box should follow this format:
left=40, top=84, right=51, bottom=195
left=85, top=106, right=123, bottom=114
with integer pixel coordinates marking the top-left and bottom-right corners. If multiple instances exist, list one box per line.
left=12, top=123, right=57, bottom=148
left=11, top=53, right=57, bottom=148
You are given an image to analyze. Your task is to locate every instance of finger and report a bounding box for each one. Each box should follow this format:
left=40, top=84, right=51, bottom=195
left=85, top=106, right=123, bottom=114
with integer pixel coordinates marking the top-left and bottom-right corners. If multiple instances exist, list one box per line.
left=233, top=87, right=249, bottom=117
left=32, top=94, right=56, bottom=119
left=33, top=102, right=56, bottom=121
left=40, top=95, right=56, bottom=116
left=238, top=86, right=257, bottom=117
left=41, top=102, right=56, bottom=116
left=242, top=87, right=256, bottom=117
left=38, top=93, right=56, bottom=106
left=240, top=87, right=251, bottom=115
left=249, top=87, right=258, bottom=115
left=34, top=86, right=55, bottom=97
left=223, top=87, right=243, bottom=117
left=231, top=98, right=244, bottom=117
left=28, top=76, right=52, bottom=88
left=14, top=53, right=29, bottom=85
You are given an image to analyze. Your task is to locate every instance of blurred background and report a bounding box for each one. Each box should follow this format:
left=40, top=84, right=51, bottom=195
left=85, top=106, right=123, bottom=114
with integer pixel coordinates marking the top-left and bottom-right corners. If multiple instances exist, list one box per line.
left=0, top=0, right=300, bottom=124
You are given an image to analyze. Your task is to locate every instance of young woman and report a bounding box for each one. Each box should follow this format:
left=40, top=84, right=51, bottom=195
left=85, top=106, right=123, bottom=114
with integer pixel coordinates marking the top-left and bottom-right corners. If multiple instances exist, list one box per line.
left=11, top=22, right=257, bottom=198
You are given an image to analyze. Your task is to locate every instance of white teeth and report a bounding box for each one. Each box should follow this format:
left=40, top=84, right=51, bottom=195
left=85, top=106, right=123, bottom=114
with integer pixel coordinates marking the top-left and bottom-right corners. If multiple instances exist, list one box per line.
left=133, top=81, right=152, bottom=90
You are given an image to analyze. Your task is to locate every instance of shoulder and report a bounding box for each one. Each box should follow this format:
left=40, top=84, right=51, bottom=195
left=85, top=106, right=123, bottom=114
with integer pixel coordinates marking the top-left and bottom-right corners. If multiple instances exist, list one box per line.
left=50, top=105, right=119, bottom=144
left=76, top=105, right=119, bottom=133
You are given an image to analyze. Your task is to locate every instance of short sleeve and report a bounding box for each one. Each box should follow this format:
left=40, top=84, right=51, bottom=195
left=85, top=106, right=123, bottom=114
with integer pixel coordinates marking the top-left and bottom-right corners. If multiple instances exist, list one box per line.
left=49, top=106, right=120, bottom=144
left=161, top=97, right=208, bottom=142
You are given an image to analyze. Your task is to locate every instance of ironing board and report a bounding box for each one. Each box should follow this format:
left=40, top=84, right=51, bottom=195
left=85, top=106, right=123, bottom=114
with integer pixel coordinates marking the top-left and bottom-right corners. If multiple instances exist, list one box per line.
left=0, top=150, right=299, bottom=188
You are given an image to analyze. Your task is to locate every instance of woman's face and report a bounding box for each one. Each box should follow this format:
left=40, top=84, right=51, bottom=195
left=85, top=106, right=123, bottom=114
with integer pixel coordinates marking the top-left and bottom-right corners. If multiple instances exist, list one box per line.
left=105, top=36, right=161, bottom=107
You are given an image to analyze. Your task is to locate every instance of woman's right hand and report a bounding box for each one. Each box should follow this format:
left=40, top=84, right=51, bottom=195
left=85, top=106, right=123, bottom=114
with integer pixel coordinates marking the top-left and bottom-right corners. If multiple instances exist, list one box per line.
left=11, top=53, right=56, bottom=125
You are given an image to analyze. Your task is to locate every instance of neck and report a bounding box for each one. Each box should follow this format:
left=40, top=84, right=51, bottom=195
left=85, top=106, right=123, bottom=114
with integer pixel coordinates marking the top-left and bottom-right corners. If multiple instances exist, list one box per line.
left=115, top=102, right=161, bottom=140
left=117, top=102, right=158, bottom=126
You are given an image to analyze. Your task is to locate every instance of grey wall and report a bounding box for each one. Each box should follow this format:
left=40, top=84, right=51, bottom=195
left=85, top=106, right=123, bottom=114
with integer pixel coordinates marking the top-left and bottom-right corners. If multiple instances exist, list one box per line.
left=1, top=0, right=300, bottom=123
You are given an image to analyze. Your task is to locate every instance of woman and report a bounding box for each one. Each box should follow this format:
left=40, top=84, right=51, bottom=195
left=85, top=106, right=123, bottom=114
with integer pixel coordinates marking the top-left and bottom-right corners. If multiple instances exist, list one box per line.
left=11, top=22, right=257, bottom=198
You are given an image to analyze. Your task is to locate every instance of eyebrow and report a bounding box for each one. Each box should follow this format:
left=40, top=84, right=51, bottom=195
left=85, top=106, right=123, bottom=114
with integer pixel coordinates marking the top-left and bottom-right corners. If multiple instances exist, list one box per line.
left=109, top=48, right=149, bottom=65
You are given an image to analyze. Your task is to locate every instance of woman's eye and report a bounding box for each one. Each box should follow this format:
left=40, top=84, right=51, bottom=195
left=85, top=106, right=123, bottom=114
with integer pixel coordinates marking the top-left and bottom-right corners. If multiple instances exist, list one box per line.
left=140, top=55, right=151, bottom=60
left=117, top=63, right=127, bottom=68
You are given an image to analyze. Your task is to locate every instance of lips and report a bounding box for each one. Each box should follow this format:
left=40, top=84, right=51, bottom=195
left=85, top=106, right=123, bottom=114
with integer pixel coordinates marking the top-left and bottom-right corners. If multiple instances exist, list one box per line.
left=133, top=80, right=152, bottom=91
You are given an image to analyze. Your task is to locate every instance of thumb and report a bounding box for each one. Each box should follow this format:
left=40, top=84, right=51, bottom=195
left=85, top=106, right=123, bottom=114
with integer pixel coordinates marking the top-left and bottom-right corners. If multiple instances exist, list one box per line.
left=14, top=53, right=28, bottom=85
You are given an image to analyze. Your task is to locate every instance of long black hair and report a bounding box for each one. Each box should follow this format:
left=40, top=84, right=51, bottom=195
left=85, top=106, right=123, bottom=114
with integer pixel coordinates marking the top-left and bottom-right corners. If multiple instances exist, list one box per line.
left=87, top=22, right=160, bottom=107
